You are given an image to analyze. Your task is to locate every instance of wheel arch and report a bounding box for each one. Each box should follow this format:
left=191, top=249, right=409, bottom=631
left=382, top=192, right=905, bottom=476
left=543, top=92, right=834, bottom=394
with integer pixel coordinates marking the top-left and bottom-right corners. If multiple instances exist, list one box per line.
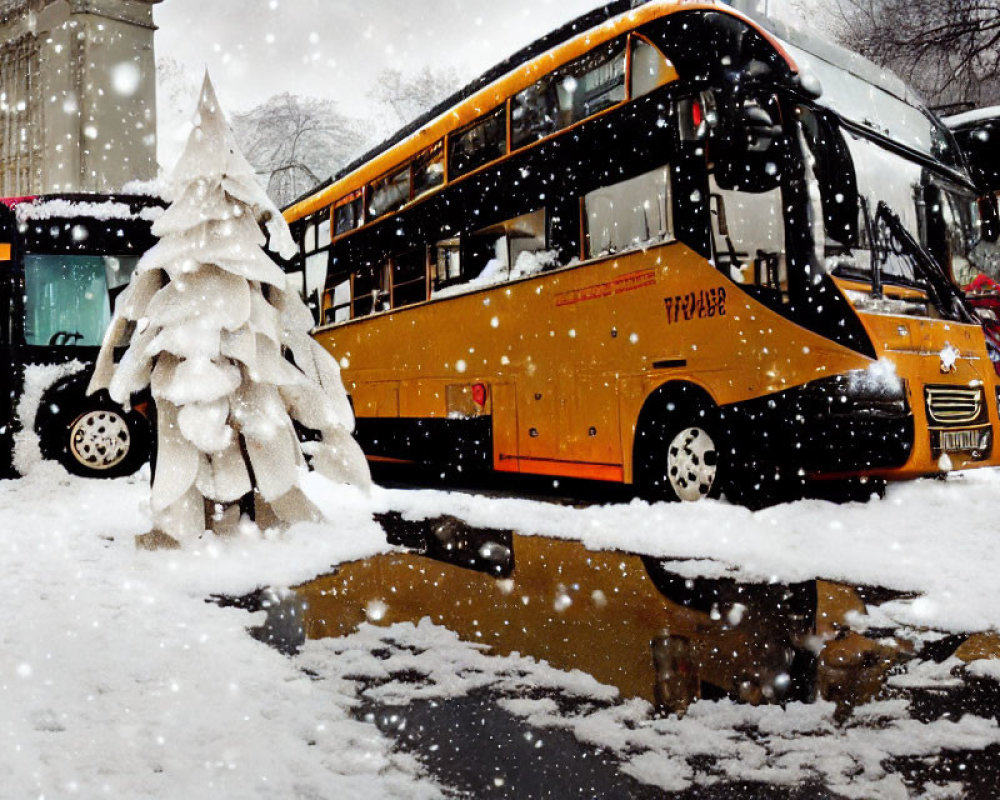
left=34, top=372, right=152, bottom=478
left=629, top=379, right=719, bottom=487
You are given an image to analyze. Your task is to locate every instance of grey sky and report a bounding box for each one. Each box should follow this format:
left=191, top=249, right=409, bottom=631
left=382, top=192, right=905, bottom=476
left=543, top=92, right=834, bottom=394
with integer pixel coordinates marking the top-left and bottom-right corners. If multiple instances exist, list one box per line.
left=153, top=0, right=816, bottom=166
left=155, top=0, right=610, bottom=114
left=154, top=0, right=605, bottom=164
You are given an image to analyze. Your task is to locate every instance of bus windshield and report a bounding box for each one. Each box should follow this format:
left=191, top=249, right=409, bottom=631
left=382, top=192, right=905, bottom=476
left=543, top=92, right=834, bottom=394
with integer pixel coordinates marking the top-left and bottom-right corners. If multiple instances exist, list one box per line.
left=23, top=254, right=139, bottom=347
left=783, top=42, right=959, bottom=169
left=931, top=183, right=1000, bottom=287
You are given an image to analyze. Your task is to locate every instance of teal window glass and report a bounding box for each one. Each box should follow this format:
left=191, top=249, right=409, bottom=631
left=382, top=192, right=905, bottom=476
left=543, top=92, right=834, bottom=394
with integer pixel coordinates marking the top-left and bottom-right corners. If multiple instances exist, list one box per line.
left=24, top=254, right=139, bottom=347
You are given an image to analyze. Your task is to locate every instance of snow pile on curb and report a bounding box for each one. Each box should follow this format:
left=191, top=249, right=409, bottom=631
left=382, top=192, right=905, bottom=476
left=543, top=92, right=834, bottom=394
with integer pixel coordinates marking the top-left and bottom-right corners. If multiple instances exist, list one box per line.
left=0, top=470, right=437, bottom=799
left=13, top=361, right=85, bottom=475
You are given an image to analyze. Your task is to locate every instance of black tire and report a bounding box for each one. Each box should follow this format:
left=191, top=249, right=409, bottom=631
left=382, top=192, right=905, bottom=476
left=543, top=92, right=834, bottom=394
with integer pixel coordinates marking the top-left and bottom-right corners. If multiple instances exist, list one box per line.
left=37, top=389, right=151, bottom=478
left=636, top=390, right=724, bottom=503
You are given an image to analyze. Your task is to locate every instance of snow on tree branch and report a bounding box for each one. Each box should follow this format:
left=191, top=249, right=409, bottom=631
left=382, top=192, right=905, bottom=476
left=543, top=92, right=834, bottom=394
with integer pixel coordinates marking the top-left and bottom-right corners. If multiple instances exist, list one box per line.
left=89, top=73, right=370, bottom=546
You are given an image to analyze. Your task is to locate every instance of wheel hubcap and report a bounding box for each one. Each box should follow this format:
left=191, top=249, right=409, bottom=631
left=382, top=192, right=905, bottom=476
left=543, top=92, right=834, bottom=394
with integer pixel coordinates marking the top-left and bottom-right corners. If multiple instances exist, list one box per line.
left=69, top=410, right=131, bottom=471
left=666, top=426, right=718, bottom=502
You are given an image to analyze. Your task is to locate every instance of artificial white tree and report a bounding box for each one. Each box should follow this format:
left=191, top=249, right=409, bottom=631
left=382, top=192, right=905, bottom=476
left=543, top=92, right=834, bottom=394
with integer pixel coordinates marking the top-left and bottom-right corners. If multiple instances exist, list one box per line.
left=90, top=74, right=369, bottom=544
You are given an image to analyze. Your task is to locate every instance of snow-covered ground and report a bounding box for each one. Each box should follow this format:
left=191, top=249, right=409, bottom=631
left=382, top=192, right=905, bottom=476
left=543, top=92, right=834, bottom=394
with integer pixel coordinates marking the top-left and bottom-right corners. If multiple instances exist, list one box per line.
left=3, top=464, right=1000, bottom=797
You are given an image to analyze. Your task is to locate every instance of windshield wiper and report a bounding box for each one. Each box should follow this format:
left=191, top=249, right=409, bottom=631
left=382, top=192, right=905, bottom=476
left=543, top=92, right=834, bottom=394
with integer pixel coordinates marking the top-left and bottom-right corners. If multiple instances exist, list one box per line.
left=873, top=201, right=977, bottom=323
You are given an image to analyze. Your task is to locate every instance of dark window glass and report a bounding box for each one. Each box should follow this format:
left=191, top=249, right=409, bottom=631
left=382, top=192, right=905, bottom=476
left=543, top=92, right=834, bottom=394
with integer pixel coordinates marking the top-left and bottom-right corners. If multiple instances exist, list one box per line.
left=413, top=142, right=445, bottom=197
left=334, top=194, right=364, bottom=236
left=448, top=106, right=507, bottom=178
left=392, top=249, right=427, bottom=308
left=512, top=39, right=626, bottom=149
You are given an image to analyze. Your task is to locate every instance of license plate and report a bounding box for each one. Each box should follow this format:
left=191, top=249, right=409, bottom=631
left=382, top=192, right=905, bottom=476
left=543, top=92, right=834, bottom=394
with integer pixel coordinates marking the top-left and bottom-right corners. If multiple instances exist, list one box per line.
left=938, top=429, right=983, bottom=452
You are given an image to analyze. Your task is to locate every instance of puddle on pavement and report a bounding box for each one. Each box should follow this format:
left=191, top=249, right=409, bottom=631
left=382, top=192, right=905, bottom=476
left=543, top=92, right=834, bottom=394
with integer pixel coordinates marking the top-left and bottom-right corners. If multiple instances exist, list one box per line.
left=252, top=513, right=992, bottom=717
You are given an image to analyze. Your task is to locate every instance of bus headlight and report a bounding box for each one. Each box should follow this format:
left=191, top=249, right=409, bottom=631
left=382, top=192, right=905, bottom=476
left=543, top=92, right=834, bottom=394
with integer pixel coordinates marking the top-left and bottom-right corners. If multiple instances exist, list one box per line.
left=805, top=370, right=909, bottom=419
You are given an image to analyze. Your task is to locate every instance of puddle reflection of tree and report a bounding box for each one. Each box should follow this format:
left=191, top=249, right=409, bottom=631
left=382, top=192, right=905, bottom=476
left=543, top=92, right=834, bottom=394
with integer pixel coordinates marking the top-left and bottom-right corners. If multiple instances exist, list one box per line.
left=256, top=514, right=901, bottom=718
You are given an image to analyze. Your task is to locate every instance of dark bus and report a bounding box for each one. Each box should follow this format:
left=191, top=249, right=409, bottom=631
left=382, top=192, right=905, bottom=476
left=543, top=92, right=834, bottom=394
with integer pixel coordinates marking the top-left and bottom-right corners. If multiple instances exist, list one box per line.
left=0, top=194, right=161, bottom=478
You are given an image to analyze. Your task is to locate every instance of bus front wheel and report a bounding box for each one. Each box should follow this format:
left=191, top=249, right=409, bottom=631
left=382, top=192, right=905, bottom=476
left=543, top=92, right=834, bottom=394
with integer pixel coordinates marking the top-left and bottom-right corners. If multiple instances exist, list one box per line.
left=38, top=392, right=151, bottom=479
left=636, top=394, right=725, bottom=503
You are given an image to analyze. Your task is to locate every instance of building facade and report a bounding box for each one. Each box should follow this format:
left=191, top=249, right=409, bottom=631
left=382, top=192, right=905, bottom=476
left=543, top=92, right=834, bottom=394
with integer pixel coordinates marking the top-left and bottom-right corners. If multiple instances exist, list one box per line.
left=0, top=0, right=161, bottom=196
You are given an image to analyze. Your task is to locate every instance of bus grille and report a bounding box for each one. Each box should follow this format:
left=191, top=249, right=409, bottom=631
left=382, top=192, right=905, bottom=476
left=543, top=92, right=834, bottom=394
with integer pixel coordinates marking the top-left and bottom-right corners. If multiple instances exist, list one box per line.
left=924, top=386, right=984, bottom=426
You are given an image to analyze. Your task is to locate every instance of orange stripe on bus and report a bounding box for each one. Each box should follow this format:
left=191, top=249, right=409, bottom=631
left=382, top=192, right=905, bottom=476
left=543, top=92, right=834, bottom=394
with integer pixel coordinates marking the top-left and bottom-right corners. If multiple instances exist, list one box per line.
left=283, top=2, right=798, bottom=224
left=505, top=456, right=625, bottom=483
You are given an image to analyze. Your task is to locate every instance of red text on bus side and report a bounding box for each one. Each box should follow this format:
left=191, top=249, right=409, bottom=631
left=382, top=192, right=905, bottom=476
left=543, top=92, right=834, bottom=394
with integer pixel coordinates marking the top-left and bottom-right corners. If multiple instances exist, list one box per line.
left=555, top=269, right=656, bottom=307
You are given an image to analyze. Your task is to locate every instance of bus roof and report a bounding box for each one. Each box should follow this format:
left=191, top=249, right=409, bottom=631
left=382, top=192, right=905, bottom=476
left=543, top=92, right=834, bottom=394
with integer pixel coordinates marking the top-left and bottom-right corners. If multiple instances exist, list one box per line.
left=739, top=8, right=918, bottom=110
left=945, top=106, right=1000, bottom=130
left=283, top=0, right=796, bottom=222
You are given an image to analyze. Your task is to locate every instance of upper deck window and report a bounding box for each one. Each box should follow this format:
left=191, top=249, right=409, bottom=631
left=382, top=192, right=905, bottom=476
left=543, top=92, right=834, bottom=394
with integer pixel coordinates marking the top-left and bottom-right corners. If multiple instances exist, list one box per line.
left=413, top=142, right=445, bottom=197
left=368, top=166, right=411, bottom=219
left=317, top=218, right=332, bottom=249
left=630, top=37, right=678, bottom=99
left=334, top=192, right=364, bottom=236
left=449, top=106, right=507, bottom=179
left=512, top=38, right=626, bottom=149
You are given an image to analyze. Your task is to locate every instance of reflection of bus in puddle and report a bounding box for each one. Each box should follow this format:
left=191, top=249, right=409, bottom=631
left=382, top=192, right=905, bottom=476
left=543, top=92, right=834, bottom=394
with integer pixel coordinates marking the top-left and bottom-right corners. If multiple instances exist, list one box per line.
left=284, top=516, right=907, bottom=717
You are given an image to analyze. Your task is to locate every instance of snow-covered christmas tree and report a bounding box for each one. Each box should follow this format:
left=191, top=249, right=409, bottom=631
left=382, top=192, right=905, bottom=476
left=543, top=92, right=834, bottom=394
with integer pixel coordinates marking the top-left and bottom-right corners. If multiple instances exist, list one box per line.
left=89, top=74, right=369, bottom=546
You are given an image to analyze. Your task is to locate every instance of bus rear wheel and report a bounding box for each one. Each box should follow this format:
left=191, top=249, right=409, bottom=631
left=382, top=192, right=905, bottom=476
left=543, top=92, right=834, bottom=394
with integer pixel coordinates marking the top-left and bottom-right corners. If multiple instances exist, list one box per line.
left=38, top=392, right=151, bottom=479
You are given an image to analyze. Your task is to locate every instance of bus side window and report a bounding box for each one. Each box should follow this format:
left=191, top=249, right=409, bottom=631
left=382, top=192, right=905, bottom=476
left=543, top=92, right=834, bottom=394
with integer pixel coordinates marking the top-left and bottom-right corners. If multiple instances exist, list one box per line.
left=351, top=265, right=384, bottom=317
left=449, top=107, right=507, bottom=179
left=325, top=279, right=350, bottom=324
left=629, top=37, right=677, bottom=99
left=463, top=210, right=549, bottom=283
left=709, top=177, right=786, bottom=297
left=303, top=223, right=317, bottom=254
left=464, top=234, right=505, bottom=281
left=413, top=142, right=445, bottom=198
left=334, top=193, right=364, bottom=236
left=391, top=248, right=428, bottom=308
left=305, top=249, right=329, bottom=316
left=512, top=39, right=626, bottom=149
left=368, top=166, right=411, bottom=219
left=584, top=166, right=672, bottom=258
left=435, top=238, right=462, bottom=288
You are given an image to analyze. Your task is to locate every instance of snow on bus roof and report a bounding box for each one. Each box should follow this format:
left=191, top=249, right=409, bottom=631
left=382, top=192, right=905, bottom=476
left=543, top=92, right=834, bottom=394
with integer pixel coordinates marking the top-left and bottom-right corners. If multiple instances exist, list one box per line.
left=945, top=106, right=1000, bottom=129
left=10, top=196, right=164, bottom=224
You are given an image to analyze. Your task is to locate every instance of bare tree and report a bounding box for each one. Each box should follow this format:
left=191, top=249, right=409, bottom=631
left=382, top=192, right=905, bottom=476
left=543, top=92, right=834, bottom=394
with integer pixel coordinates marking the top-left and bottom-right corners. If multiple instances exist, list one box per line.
left=374, top=65, right=464, bottom=129
left=832, top=0, right=1000, bottom=109
left=231, top=93, right=370, bottom=207
left=225, top=66, right=463, bottom=206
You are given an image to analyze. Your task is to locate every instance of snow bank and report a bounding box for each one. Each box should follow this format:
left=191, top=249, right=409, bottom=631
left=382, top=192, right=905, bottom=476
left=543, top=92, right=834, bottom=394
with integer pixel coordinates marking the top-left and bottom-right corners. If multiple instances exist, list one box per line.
left=5, top=464, right=1000, bottom=796
left=0, top=469, right=435, bottom=799
left=376, top=470, right=1000, bottom=634
left=13, top=361, right=85, bottom=475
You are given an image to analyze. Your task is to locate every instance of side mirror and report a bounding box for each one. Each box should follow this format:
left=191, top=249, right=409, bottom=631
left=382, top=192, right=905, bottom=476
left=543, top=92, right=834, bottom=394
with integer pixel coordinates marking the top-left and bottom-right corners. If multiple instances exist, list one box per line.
left=743, top=104, right=782, bottom=153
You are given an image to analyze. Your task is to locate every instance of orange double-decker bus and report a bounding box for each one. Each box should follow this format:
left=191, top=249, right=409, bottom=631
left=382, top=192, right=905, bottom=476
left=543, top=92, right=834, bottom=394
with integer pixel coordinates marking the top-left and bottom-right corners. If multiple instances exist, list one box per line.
left=283, top=0, right=1000, bottom=504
